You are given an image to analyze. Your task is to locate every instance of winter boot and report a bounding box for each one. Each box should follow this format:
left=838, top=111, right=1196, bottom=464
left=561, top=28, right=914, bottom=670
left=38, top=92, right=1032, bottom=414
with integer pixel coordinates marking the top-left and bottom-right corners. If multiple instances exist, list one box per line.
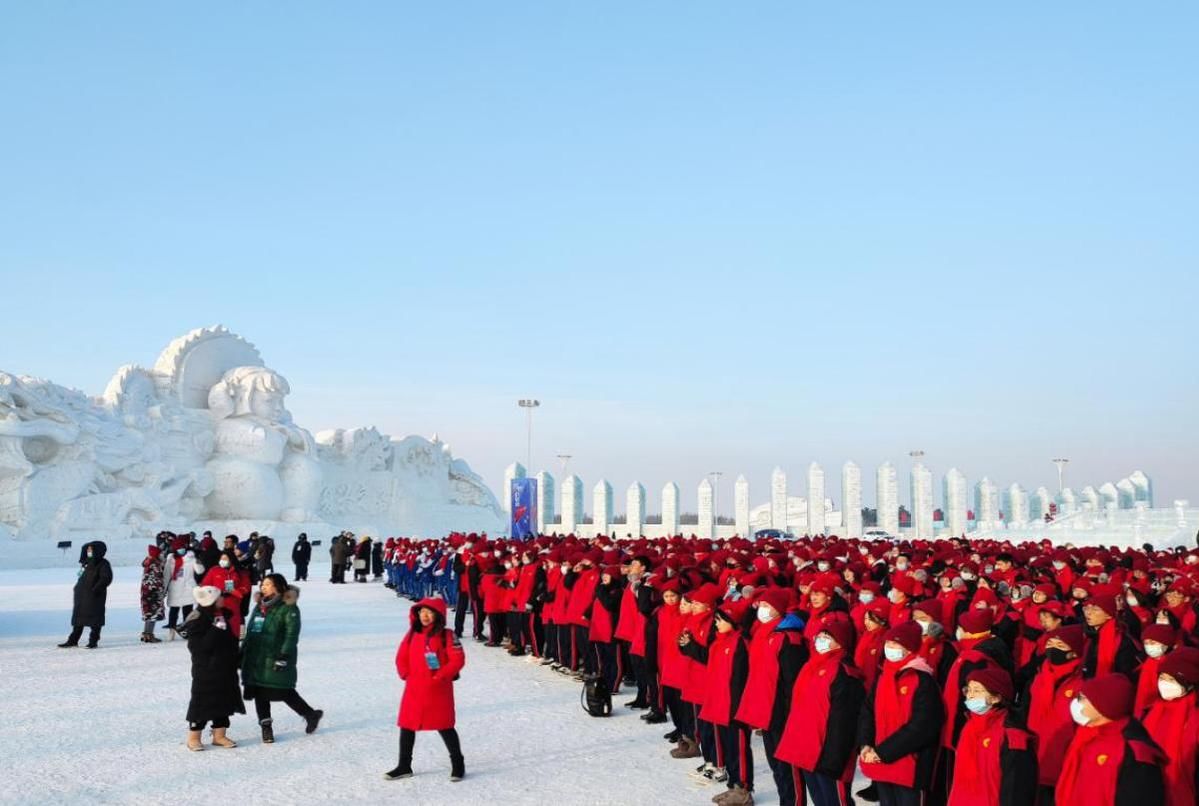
left=260, top=718, right=274, bottom=744
left=57, top=640, right=78, bottom=648
left=305, top=709, right=324, bottom=735
left=186, top=730, right=204, bottom=751
left=670, top=736, right=701, bottom=759
left=211, top=727, right=237, bottom=748
left=625, top=698, right=649, bottom=709
left=663, top=728, right=682, bottom=742
left=644, top=709, right=668, bottom=724
left=384, top=766, right=413, bottom=780
left=450, top=753, right=466, bottom=782
left=145, top=632, right=161, bottom=643
left=855, top=782, right=879, bottom=803
left=720, top=785, right=753, bottom=806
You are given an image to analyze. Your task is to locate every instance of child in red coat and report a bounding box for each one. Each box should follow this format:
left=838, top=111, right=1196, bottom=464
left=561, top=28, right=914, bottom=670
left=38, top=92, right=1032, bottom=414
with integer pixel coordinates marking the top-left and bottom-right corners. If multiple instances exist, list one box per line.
left=388, top=598, right=466, bottom=782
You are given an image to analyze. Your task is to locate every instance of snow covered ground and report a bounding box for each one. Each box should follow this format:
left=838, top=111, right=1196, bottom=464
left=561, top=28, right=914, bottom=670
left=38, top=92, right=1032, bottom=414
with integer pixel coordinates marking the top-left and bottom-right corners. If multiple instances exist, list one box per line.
left=0, top=565, right=794, bottom=806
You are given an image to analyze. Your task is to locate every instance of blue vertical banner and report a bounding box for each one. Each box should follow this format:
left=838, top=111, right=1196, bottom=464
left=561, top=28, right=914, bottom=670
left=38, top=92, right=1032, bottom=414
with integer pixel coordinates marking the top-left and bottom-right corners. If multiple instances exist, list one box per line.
left=510, top=478, right=538, bottom=540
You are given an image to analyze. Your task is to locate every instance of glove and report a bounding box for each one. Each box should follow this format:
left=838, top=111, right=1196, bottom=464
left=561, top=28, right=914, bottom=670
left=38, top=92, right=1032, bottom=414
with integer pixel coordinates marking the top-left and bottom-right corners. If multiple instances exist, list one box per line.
left=273, top=658, right=288, bottom=671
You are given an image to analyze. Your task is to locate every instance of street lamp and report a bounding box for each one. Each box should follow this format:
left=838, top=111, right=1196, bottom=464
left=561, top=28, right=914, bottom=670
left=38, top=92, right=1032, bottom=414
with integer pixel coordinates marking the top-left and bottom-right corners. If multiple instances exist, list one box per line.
left=517, top=399, right=540, bottom=471
left=1053, top=458, right=1070, bottom=494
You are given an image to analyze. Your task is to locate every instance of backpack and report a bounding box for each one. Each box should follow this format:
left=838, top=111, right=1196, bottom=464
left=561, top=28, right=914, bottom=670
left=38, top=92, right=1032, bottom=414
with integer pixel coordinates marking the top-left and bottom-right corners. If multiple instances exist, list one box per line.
left=580, top=673, right=612, bottom=717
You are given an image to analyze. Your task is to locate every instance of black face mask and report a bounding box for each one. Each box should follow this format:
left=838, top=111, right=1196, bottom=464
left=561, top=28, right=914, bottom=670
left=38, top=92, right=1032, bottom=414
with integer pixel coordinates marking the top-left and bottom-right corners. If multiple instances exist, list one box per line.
left=1046, top=647, right=1072, bottom=665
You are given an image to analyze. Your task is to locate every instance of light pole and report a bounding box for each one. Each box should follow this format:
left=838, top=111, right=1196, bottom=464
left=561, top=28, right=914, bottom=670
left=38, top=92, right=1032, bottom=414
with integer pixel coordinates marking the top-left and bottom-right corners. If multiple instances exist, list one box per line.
left=517, top=399, right=539, bottom=471
left=709, top=471, right=723, bottom=534
left=1053, top=458, right=1069, bottom=494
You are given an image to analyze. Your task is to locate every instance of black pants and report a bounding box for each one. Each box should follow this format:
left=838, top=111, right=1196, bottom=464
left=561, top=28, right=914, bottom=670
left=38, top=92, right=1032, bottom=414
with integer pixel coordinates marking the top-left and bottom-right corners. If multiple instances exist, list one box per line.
left=663, top=686, right=692, bottom=735
left=168, top=605, right=193, bottom=629
left=763, top=727, right=797, bottom=806
left=254, top=690, right=315, bottom=722
left=695, top=709, right=716, bottom=763
left=574, top=625, right=594, bottom=674
left=294, top=562, right=308, bottom=581
left=398, top=727, right=462, bottom=767
left=189, top=716, right=230, bottom=731
left=544, top=623, right=559, bottom=661
left=486, top=613, right=505, bottom=645
left=331, top=563, right=346, bottom=584
left=595, top=640, right=620, bottom=691
left=454, top=591, right=472, bottom=637
left=506, top=611, right=526, bottom=651
left=805, top=770, right=853, bottom=806
left=66, top=625, right=101, bottom=646
left=717, top=722, right=754, bottom=791
left=877, top=782, right=924, bottom=806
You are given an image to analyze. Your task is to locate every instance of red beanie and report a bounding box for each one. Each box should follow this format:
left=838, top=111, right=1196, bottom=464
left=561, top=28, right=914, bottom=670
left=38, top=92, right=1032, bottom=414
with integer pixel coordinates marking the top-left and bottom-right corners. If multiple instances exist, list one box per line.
left=816, top=614, right=856, bottom=652
left=884, top=621, right=923, bottom=654
left=1048, top=624, right=1087, bottom=657
left=913, top=599, right=943, bottom=624
left=1160, top=647, right=1199, bottom=688
left=892, top=575, right=920, bottom=598
left=754, top=586, right=793, bottom=617
left=967, top=666, right=1015, bottom=702
left=1081, top=674, right=1135, bottom=720
left=1142, top=624, right=1177, bottom=648
left=685, top=583, right=722, bottom=609
left=959, top=608, right=994, bottom=635
left=717, top=598, right=752, bottom=625
left=1085, top=584, right=1121, bottom=619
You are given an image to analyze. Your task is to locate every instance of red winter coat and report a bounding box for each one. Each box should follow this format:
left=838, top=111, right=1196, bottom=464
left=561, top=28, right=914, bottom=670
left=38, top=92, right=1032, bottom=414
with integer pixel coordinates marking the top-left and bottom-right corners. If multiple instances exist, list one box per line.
left=396, top=598, right=466, bottom=731
left=566, top=568, right=600, bottom=628
left=1026, top=658, right=1083, bottom=785
left=681, top=610, right=715, bottom=705
left=200, top=565, right=250, bottom=636
left=657, top=603, right=689, bottom=689
left=514, top=563, right=538, bottom=611
left=1142, top=692, right=1199, bottom=806
left=734, top=616, right=785, bottom=730
left=481, top=573, right=509, bottom=615
left=615, top=584, right=641, bottom=643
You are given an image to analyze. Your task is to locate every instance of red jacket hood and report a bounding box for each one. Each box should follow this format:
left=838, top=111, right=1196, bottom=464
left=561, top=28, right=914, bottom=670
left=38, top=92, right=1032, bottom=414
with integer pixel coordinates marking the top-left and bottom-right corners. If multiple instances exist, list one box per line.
left=409, top=597, right=448, bottom=628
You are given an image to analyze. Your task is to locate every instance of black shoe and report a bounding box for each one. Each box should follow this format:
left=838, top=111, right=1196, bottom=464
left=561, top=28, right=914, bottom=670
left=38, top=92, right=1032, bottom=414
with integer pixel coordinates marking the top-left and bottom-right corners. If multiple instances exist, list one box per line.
left=384, top=766, right=413, bottom=780
left=305, top=709, right=324, bottom=734
left=663, top=728, right=681, bottom=742
left=57, top=641, right=78, bottom=648
left=260, top=719, right=274, bottom=744
left=85, top=643, right=98, bottom=649
left=625, top=699, right=649, bottom=709
left=450, top=754, right=465, bottom=782
left=856, top=782, right=879, bottom=802
left=644, top=710, right=668, bottom=724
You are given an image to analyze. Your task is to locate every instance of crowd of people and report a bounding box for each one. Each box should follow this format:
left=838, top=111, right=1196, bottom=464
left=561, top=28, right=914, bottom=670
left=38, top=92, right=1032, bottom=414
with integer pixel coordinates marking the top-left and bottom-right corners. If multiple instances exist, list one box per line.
left=61, top=531, right=324, bottom=751
left=377, top=530, right=1199, bottom=806
left=55, top=526, right=1199, bottom=804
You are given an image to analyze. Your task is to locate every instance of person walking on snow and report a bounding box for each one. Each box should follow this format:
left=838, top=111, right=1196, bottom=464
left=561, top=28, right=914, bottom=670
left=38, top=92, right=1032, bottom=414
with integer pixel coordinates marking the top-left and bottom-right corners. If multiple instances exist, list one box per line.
left=180, top=585, right=245, bottom=751
left=387, top=597, right=467, bottom=782
left=241, top=573, right=323, bottom=744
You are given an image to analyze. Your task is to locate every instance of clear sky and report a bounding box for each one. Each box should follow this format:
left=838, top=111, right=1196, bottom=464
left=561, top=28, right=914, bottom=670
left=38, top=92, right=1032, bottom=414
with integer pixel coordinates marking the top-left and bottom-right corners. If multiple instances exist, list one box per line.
left=2, top=3, right=1196, bottom=513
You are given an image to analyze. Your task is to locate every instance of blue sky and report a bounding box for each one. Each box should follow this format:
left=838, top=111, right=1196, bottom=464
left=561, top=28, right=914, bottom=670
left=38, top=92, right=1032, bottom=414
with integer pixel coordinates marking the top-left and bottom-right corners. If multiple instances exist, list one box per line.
left=2, top=4, right=1196, bottom=511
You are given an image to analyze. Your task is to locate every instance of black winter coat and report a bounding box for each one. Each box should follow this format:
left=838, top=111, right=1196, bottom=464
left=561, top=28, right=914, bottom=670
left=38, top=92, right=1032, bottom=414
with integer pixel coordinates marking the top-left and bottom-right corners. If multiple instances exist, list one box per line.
left=292, top=539, right=311, bottom=564
left=72, top=541, right=113, bottom=628
left=181, top=607, right=245, bottom=723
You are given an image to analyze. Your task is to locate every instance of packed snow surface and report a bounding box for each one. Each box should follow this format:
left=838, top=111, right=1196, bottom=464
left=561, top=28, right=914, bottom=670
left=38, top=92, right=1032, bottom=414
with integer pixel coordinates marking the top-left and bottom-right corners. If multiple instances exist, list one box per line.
left=0, top=566, right=800, bottom=806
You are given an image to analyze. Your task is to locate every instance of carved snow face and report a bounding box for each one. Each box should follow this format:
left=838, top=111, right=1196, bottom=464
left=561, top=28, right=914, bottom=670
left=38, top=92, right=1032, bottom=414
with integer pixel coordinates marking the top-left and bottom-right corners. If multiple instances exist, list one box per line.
left=250, top=385, right=285, bottom=421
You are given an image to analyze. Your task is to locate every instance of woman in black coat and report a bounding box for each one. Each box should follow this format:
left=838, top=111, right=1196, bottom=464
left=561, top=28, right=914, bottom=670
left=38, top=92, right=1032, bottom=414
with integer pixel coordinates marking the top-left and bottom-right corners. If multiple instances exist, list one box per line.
left=180, top=585, right=245, bottom=750
left=59, top=540, right=113, bottom=649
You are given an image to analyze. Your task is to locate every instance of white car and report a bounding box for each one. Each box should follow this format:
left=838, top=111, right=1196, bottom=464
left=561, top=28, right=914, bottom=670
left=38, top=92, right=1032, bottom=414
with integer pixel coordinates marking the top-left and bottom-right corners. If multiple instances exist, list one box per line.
left=862, top=528, right=897, bottom=541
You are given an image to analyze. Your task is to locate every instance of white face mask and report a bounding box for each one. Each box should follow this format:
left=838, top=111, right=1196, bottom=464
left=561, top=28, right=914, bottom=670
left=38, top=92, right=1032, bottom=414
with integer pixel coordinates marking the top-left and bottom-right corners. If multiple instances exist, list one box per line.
left=859, top=592, right=875, bottom=604
left=1144, top=642, right=1166, bottom=659
left=916, top=619, right=931, bottom=635
left=813, top=636, right=834, bottom=654
left=1158, top=679, right=1186, bottom=701
left=1125, top=595, right=1138, bottom=608
left=896, top=562, right=909, bottom=572
left=859, top=546, right=869, bottom=555
left=219, top=559, right=231, bottom=569
left=1069, top=698, right=1091, bottom=726
left=757, top=607, right=776, bottom=624
left=961, top=572, right=975, bottom=582
left=883, top=646, right=907, bottom=663
left=1053, top=561, right=1065, bottom=570
left=817, top=562, right=830, bottom=572
left=887, top=589, right=903, bottom=604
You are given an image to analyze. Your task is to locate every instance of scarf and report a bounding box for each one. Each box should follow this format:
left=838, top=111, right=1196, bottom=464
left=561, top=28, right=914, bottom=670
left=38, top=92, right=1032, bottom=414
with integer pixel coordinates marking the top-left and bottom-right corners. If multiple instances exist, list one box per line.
left=1142, top=693, right=1199, bottom=806
left=776, top=648, right=845, bottom=773
left=947, top=708, right=1005, bottom=805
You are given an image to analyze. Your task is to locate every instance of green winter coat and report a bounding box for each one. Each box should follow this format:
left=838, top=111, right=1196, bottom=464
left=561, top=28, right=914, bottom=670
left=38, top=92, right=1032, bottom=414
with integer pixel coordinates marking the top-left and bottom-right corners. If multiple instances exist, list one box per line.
left=241, top=587, right=301, bottom=690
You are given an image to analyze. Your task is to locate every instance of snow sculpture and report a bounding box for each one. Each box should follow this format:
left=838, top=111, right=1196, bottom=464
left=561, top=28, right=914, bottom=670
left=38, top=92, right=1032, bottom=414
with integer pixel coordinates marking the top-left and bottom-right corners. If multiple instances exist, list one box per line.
left=0, top=326, right=502, bottom=543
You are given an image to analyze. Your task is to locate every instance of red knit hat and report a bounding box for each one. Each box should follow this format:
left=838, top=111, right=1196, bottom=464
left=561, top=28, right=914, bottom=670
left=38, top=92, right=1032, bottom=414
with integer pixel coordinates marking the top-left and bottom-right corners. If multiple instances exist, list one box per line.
left=884, top=621, right=923, bottom=654
left=1142, top=624, right=1177, bottom=648
left=816, top=614, right=856, bottom=652
left=716, top=598, right=752, bottom=625
left=754, top=586, right=793, bottom=617
left=1085, top=584, right=1122, bottom=619
left=892, top=575, right=920, bottom=598
left=1048, top=624, right=1087, bottom=656
left=1160, top=647, right=1199, bottom=688
left=1081, top=674, right=1135, bottom=720
left=966, top=666, right=1015, bottom=702
left=913, top=599, right=943, bottom=623
left=958, top=608, right=994, bottom=635
left=685, top=583, right=722, bottom=609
